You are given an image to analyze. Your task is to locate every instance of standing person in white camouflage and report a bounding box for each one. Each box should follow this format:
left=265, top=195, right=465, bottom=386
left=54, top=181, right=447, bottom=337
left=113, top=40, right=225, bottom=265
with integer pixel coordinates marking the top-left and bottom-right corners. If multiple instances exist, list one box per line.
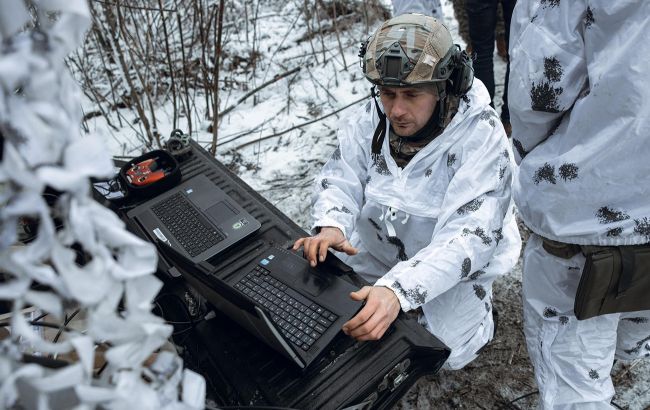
left=293, top=14, right=521, bottom=369
left=509, top=1, right=650, bottom=408
left=391, top=0, right=443, bottom=20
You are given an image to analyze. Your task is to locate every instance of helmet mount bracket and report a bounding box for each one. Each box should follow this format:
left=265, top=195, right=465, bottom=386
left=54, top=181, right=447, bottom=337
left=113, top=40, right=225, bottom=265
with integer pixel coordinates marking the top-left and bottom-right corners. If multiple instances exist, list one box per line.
left=375, top=41, right=414, bottom=86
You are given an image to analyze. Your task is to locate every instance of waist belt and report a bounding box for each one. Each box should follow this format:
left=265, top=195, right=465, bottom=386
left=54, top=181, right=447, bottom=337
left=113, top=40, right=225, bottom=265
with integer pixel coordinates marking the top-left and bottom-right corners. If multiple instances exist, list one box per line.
left=541, top=237, right=639, bottom=260
left=541, top=238, right=582, bottom=259
left=541, top=236, right=650, bottom=320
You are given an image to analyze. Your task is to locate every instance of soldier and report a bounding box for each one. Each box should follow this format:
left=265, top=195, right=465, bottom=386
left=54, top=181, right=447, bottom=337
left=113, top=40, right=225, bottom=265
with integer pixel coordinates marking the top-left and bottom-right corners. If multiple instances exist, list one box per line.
left=294, top=14, right=521, bottom=369
left=465, top=0, right=517, bottom=135
left=509, top=1, right=650, bottom=407
left=452, top=0, right=508, bottom=60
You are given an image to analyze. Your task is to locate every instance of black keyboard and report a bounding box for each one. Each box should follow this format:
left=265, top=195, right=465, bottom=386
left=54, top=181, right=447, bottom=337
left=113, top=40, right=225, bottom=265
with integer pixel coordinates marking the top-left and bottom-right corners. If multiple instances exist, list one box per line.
left=235, top=265, right=339, bottom=351
left=152, top=193, right=224, bottom=257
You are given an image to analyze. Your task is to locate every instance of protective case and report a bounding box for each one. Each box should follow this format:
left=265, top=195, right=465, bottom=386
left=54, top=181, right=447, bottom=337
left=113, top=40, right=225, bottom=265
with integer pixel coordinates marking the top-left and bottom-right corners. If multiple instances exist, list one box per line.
left=575, top=245, right=650, bottom=320
left=118, top=149, right=180, bottom=199
left=123, top=141, right=450, bottom=409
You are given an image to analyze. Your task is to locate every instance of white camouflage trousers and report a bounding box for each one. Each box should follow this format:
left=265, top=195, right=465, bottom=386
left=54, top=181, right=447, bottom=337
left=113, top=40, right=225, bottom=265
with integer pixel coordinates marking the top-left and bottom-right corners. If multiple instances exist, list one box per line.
left=523, top=234, right=650, bottom=409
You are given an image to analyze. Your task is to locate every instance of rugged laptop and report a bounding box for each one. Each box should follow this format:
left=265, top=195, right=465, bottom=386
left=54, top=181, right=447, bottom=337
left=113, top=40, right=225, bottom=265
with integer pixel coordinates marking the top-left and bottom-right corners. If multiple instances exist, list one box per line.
left=161, top=241, right=363, bottom=370
left=128, top=174, right=261, bottom=263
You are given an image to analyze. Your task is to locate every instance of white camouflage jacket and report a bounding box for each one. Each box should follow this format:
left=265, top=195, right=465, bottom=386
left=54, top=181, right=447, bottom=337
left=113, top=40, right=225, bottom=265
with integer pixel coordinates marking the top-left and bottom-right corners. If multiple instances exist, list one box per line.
left=509, top=0, right=650, bottom=246
left=311, top=81, right=521, bottom=368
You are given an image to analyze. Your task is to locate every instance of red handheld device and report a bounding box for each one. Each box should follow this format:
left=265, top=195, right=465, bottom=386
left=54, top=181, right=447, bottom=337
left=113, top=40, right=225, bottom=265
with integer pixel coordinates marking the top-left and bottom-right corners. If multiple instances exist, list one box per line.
left=125, top=158, right=166, bottom=186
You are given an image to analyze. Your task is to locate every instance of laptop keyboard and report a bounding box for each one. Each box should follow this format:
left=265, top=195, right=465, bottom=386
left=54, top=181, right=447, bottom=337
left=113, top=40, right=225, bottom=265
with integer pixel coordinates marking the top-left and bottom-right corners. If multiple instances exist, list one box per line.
left=152, top=193, right=225, bottom=257
left=235, top=265, right=339, bottom=351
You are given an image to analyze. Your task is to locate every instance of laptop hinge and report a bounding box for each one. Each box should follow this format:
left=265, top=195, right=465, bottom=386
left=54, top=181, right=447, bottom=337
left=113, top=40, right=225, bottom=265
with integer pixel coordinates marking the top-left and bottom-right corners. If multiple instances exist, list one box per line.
left=255, top=306, right=305, bottom=369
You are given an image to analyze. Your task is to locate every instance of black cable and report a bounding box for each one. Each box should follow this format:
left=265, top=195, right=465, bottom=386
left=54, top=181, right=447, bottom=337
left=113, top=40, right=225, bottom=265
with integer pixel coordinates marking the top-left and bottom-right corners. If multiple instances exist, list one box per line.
left=17, top=217, right=65, bottom=244
left=215, top=407, right=300, bottom=410
left=153, top=293, right=204, bottom=345
left=154, top=301, right=194, bottom=326
left=0, top=312, right=47, bottom=329
left=117, top=203, right=138, bottom=212
left=155, top=293, right=198, bottom=326
left=53, top=308, right=80, bottom=343
left=92, top=183, right=111, bottom=196
left=169, top=326, right=195, bottom=338
left=0, top=320, right=75, bottom=332
left=30, top=312, right=48, bottom=323
left=108, top=178, right=123, bottom=192
left=95, top=359, right=109, bottom=377
left=509, top=390, right=538, bottom=404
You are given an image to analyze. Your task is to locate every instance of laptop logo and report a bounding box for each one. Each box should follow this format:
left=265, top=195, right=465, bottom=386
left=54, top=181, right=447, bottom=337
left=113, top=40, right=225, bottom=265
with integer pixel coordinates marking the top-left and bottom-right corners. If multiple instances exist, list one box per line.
left=185, top=188, right=193, bottom=194
left=153, top=228, right=170, bottom=245
left=232, top=218, right=250, bottom=230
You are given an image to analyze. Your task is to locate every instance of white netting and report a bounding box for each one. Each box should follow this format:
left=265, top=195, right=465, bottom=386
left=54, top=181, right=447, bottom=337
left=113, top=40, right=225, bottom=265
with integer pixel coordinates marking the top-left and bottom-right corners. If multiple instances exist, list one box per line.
left=0, top=1, right=204, bottom=408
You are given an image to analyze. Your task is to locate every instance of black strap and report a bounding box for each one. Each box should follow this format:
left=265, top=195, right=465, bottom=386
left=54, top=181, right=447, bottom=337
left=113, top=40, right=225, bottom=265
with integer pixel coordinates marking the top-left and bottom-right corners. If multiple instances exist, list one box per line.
left=370, top=86, right=387, bottom=160
left=617, top=247, right=636, bottom=298
left=542, top=238, right=582, bottom=259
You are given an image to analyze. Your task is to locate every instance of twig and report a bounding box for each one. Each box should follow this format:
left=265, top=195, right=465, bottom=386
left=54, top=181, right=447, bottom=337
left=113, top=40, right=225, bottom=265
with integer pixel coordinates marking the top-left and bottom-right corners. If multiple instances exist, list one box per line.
left=67, top=56, right=120, bottom=131
left=122, top=4, right=160, bottom=147
left=105, top=3, right=154, bottom=147
left=509, top=390, right=538, bottom=405
left=176, top=1, right=193, bottom=136
left=300, top=0, right=319, bottom=64
left=210, top=0, right=225, bottom=156
left=329, top=1, right=348, bottom=71
left=158, top=0, right=177, bottom=129
left=259, top=11, right=301, bottom=85
left=89, top=18, right=125, bottom=128
left=218, top=66, right=302, bottom=119
left=307, top=67, right=337, bottom=103
left=234, top=95, right=368, bottom=150
left=216, top=105, right=286, bottom=146
left=314, top=1, right=327, bottom=64
left=221, top=13, right=280, bottom=29
left=91, top=0, right=176, bottom=12
left=613, top=358, right=643, bottom=383
left=53, top=309, right=81, bottom=344
left=508, top=343, right=520, bottom=365
left=284, top=46, right=337, bottom=61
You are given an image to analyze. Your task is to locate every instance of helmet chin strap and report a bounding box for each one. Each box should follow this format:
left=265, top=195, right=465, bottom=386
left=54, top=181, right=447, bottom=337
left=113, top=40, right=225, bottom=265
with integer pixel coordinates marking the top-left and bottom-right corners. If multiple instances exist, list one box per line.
left=434, top=82, right=449, bottom=129
left=369, top=84, right=449, bottom=157
left=370, top=86, right=387, bottom=160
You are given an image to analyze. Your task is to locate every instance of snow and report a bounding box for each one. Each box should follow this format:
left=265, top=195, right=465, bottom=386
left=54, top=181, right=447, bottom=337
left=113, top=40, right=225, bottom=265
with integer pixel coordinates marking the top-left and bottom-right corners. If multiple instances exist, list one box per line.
left=77, top=0, right=650, bottom=408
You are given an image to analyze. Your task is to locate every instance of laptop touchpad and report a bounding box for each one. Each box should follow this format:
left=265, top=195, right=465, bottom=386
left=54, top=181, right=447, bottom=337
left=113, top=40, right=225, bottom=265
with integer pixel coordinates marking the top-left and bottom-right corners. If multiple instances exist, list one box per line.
left=205, top=201, right=238, bottom=224
left=284, top=266, right=334, bottom=298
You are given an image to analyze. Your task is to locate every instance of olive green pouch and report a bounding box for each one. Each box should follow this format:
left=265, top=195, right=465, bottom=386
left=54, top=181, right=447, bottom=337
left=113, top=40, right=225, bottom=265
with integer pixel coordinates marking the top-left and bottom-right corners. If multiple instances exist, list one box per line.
left=574, top=245, right=650, bottom=320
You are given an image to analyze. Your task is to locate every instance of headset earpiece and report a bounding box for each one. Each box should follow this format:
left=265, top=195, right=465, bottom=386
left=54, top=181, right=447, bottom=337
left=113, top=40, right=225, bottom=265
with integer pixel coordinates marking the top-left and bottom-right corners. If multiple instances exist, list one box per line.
left=447, top=46, right=474, bottom=96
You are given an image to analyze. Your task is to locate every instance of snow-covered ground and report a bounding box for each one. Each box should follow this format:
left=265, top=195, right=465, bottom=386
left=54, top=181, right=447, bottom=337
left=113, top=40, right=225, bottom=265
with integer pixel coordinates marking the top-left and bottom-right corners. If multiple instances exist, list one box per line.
left=80, top=1, right=650, bottom=408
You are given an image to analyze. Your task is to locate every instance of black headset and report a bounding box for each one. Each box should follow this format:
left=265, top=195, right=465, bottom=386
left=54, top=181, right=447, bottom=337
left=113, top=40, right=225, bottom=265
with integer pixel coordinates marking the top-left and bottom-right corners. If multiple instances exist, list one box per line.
left=361, top=40, right=475, bottom=155
left=447, top=45, right=474, bottom=97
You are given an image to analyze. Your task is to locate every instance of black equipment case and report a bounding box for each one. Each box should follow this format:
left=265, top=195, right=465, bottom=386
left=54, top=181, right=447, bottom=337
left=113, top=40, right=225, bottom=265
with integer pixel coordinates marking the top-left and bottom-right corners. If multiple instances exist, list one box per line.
left=119, top=141, right=450, bottom=410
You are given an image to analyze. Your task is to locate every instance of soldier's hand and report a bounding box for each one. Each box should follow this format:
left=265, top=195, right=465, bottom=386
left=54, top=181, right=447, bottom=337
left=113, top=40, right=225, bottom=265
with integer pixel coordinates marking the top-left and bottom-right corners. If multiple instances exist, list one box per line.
left=342, top=286, right=400, bottom=341
left=292, top=226, right=357, bottom=267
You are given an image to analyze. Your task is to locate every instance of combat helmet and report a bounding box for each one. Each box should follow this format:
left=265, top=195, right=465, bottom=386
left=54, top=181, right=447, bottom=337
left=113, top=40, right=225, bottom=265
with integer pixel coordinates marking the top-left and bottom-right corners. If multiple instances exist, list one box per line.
left=360, top=13, right=472, bottom=98
left=359, top=14, right=473, bottom=156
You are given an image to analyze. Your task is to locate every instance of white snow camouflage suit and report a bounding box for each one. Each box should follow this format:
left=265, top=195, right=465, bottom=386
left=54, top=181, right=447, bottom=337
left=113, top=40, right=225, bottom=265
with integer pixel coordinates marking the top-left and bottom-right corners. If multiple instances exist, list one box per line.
left=391, top=0, right=444, bottom=21
left=509, top=0, right=650, bottom=408
left=310, top=80, right=521, bottom=369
